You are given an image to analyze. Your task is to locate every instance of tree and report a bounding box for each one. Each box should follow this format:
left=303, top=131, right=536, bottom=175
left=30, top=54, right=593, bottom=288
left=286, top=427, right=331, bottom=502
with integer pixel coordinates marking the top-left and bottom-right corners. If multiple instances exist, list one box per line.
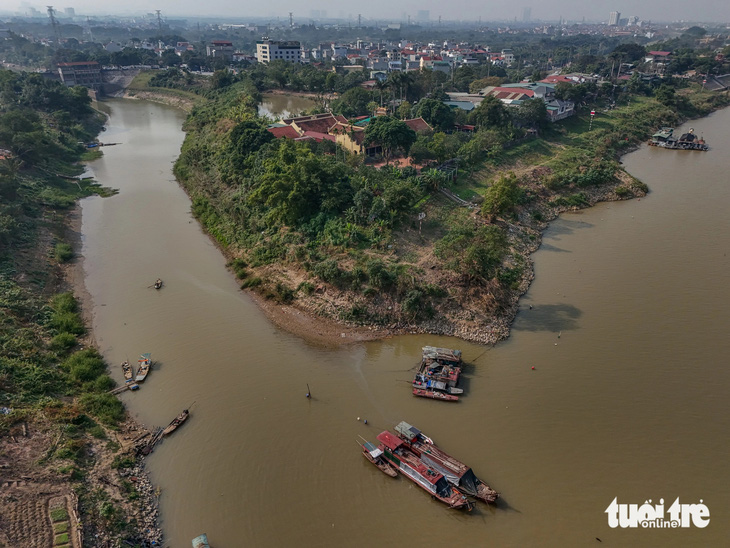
left=397, top=101, right=412, bottom=120
left=364, top=116, right=417, bottom=162
left=469, top=76, right=503, bottom=94
left=515, top=98, right=547, bottom=129
left=481, top=172, right=524, bottom=220
left=654, top=83, right=676, bottom=106
left=414, top=98, right=454, bottom=131
left=330, top=87, right=374, bottom=117
left=471, top=95, right=512, bottom=129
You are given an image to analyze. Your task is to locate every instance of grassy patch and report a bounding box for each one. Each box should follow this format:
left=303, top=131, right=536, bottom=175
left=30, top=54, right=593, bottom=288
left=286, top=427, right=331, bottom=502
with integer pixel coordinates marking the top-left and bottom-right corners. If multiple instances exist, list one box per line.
left=50, top=507, right=69, bottom=522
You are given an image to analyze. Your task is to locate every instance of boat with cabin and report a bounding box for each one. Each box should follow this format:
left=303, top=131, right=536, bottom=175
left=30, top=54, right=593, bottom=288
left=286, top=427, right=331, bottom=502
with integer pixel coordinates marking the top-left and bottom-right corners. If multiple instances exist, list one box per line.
left=412, top=346, right=464, bottom=400
left=162, top=409, right=189, bottom=436
left=376, top=430, right=474, bottom=510
left=395, top=421, right=499, bottom=504
left=648, top=127, right=708, bottom=150
left=154, top=278, right=163, bottom=290
left=135, top=353, right=152, bottom=382
left=121, top=360, right=139, bottom=390
left=361, top=440, right=398, bottom=477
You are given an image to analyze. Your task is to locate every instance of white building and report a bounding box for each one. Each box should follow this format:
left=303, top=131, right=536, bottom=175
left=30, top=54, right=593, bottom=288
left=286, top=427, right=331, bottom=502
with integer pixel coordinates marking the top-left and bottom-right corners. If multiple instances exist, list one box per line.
left=256, top=38, right=303, bottom=64
left=609, top=11, right=621, bottom=26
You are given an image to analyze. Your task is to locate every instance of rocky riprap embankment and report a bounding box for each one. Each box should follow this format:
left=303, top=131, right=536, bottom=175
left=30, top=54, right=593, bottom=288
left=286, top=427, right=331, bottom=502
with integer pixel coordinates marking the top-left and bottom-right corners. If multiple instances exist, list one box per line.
left=117, top=462, right=163, bottom=547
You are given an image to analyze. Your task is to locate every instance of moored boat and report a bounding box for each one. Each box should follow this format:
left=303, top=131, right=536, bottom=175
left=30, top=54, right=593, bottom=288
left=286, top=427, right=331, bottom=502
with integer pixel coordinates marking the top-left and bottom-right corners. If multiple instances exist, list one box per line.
left=154, top=278, right=163, bottom=289
left=361, top=440, right=398, bottom=477
left=412, top=388, right=459, bottom=401
left=395, top=421, right=499, bottom=504
left=412, top=346, right=464, bottom=400
left=121, top=360, right=139, bottom=390
left=135, top=353, right=152, bottom=382
left=648, top=127, right=708, bottom=150
left=376, top=430, right=473, bottom=510
left=162, top=409, right=189, bottom=436
left=192, top=533, right=210, bottom=548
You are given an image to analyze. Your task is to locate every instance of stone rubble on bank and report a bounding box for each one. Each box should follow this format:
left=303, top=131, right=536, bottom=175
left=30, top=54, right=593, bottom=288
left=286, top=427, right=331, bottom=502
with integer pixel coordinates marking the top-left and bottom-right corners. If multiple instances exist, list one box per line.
left=118, top=459, right=163, bottom=547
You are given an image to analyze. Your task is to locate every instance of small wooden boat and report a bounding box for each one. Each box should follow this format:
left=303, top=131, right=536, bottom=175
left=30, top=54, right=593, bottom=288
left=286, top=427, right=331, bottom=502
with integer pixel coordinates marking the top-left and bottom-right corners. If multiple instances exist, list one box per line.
left=154, top=278, right=163, bottom=290
left=121, top=360, right=139, bottom=390
left=412, top=388, right=459, bottom=402
left=361, top=440, right=398, bottom=477
left=135, top=353, right=152, bottom=382
left=162, top=409, right=189, bottom=436
left=192, top=533, right=210, bottom=548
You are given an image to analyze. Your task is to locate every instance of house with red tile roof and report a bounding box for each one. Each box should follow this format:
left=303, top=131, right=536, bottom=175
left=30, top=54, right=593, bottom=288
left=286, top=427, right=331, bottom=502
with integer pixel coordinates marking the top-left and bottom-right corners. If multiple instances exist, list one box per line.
left=403, top=117, right=433, bottom=134
left=267, top=125, right=300, bottom=139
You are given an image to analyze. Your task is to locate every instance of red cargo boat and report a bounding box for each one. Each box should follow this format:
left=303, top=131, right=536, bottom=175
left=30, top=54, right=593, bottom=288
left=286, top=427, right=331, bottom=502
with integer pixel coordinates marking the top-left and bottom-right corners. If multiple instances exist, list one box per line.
left=395, top=421, right=499, bottom=504
left=412, top=388, right=459, bottom=401
left=376, top=430, right=473, bottom=510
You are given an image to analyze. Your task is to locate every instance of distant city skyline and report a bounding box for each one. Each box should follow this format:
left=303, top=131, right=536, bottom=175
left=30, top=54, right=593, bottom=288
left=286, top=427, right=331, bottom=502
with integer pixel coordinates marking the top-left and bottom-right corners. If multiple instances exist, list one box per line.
left=6, top=1, right=730, bottom=23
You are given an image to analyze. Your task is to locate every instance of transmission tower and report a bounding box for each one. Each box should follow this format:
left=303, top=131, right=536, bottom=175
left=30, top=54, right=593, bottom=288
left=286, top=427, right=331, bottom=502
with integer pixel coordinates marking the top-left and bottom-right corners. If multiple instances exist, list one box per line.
left=85, top=16, right=94, bottom=41
left=46, top=6, right=61, bottom=42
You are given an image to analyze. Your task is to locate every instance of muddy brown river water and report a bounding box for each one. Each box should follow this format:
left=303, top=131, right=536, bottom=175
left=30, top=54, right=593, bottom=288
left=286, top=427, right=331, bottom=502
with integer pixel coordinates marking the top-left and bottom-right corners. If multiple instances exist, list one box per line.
left=81, top=99, right=730, bottom=547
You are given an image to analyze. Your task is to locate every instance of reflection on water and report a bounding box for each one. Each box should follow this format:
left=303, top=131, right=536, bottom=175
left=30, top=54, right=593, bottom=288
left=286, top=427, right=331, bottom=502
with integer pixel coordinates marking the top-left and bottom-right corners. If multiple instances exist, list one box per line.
left=81, top=100, right=730, bottom=547
left=257, top=93, right=317, bottom=119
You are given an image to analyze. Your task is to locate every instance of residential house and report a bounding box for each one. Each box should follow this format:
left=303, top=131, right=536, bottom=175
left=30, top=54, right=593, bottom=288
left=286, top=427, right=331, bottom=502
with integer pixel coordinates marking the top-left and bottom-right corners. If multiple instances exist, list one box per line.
left=645, top=51, right=671, bottom=74
left=207, top=40, right=234, bottom=60
left=545, top=98, right=575, bottom=121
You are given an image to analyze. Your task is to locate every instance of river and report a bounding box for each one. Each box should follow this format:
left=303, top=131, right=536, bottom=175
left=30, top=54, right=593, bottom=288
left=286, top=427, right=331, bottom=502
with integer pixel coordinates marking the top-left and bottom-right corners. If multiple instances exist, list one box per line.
left=80, top=99, right=730, bottom=547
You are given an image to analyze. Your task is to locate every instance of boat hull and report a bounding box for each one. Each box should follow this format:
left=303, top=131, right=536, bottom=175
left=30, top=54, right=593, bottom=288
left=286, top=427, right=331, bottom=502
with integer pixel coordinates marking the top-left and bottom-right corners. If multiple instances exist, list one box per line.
left=412, top=388, right=459, bottom=401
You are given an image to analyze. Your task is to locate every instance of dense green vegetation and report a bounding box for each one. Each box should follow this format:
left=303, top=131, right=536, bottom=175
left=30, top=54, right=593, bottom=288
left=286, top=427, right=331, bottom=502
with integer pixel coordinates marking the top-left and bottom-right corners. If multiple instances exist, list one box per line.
left=0, top=69, right=123, bottom=431
left=169, top=37, right=729, bottom=329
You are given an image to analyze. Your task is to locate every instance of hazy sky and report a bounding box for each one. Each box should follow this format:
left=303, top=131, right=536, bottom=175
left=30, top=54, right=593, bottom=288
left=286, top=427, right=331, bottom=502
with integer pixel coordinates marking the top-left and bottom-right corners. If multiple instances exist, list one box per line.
left=10, top=0, right=730, bottom=23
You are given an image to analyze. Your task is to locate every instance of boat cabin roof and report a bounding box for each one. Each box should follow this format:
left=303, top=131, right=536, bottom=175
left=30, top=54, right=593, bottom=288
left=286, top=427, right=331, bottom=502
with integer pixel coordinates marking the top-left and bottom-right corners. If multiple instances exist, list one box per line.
left=363, top=441, right=384, bottom=459
left=395, top=421, right=421, bottom=441
left=376, top=430, right=405, bottom=452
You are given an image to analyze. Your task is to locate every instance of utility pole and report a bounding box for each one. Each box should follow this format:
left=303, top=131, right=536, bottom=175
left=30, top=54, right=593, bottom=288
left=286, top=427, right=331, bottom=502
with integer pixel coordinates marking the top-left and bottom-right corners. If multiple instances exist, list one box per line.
left=46, top=6, right=61, bottom=42
left=155, top=10, right=162, bottom=33
left=289, top=12, right=293, bottom=28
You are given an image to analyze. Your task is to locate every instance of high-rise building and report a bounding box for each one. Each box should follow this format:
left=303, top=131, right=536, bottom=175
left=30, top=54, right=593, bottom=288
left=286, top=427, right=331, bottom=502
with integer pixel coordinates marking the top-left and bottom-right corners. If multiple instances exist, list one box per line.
left=64, top=8, right=75, bottom=17
left=609, top=11, right=621, bottom=25
left=522, top=7, right=531, bottom=23
left=627, top=15, right=639, bottom=26
left=417, top=10, right=430, bottom=22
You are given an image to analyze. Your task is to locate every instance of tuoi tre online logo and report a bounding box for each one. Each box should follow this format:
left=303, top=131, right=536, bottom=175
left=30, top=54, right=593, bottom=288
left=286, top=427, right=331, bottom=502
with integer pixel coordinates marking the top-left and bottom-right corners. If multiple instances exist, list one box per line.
left=605, top=497, right=710, bottom=529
